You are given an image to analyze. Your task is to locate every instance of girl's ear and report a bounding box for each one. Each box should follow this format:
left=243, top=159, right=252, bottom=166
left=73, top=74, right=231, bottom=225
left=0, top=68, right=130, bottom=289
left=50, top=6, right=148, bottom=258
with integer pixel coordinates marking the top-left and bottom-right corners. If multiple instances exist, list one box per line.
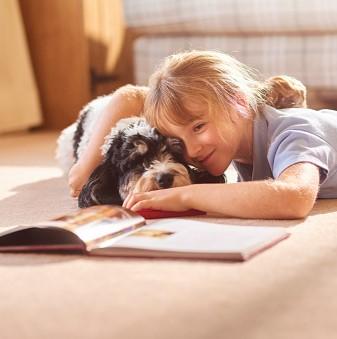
left=78, top=162, right=122, bottom=208
left=234, top=94, right=251, bottom=119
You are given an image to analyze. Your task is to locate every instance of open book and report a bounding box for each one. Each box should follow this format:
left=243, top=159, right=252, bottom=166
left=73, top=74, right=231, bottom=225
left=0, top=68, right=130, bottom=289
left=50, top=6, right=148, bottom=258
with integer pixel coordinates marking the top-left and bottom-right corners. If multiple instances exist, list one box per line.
left=0, top=205, right=289, bottom=261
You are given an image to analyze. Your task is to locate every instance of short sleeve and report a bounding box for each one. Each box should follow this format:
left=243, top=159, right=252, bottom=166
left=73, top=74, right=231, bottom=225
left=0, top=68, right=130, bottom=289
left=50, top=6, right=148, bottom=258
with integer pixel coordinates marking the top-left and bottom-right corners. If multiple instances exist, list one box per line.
left=267, top=129, right=331, bottom=184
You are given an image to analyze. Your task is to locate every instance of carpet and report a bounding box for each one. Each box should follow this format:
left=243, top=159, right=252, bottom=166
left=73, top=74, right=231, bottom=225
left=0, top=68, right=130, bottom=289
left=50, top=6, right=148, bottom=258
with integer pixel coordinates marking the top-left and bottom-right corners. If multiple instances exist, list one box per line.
left=1, top=130, right=337, bottom=339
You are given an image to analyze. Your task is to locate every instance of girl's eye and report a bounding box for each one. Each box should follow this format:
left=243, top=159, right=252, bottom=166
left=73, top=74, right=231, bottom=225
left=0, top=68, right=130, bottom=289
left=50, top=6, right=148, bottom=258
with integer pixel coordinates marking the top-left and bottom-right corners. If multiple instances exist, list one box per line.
left=193, top=123, right=206, bottom=133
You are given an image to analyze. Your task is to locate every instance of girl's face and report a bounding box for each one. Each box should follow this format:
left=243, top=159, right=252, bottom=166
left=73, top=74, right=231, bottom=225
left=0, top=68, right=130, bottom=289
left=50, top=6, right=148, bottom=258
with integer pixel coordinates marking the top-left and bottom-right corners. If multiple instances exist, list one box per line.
left=162, top=102, right=246, bottom=176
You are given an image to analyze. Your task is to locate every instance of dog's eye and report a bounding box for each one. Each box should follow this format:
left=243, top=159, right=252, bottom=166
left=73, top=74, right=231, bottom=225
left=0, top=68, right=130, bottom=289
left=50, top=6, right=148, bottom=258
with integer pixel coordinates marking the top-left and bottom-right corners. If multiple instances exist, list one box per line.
left=167, top=138, right=184, bottom=153
left=167, top=138, right=182, bottom=147
left=132, top=140, right=148, bottom=154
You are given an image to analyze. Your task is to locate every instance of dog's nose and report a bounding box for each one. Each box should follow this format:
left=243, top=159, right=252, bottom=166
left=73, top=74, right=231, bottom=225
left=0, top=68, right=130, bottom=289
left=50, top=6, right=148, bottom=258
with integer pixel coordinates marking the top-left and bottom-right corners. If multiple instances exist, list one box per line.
left=157, top=173, right=174, bottom=188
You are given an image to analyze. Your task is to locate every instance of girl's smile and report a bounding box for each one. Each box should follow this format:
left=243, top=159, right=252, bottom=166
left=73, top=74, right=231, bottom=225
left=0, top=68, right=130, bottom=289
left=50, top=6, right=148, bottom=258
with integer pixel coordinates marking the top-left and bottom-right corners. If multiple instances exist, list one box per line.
left=198, top=149, right=215, bottom=166
left=163, top=119, right=235, bottom=175
left=161, top=102, right=253, bottom=175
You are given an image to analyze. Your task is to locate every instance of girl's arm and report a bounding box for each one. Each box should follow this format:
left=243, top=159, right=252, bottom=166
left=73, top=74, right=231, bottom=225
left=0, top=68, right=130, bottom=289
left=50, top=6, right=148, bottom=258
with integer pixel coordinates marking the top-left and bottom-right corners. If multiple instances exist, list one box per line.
left=123, top=162, right=320, bottom=219
left=69, top=85, right=149, bottom=197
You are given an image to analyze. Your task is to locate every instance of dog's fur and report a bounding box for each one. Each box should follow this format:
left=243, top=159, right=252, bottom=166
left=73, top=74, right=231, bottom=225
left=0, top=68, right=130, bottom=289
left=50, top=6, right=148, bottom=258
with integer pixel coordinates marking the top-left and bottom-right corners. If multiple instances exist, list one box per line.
left=56, top=100, right=225, bottom=208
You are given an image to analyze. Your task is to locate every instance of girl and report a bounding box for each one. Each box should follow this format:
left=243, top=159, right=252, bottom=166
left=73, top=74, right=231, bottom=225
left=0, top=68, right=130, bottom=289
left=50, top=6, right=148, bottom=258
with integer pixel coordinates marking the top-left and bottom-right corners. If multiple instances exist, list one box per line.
left=69, top=50, right=337, bottom=219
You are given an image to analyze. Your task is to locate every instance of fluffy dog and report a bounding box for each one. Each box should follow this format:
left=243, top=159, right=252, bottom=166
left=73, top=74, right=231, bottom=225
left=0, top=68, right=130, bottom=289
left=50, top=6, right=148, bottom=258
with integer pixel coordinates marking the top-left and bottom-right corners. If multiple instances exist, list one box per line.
left=56, top=97, right=225, bottom=208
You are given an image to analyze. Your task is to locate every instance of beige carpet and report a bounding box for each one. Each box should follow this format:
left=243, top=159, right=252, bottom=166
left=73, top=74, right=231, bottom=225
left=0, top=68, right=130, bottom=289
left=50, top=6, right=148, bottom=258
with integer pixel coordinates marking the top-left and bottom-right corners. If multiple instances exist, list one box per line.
left=1, top=130, right=337, bottom=339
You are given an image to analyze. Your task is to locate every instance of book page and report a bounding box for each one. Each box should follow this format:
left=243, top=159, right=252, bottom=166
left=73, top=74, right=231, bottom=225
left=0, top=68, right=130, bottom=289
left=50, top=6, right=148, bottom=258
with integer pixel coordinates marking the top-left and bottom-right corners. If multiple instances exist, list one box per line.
left=96, top=219, right=289, bottom=259
left=45, top=205, right=145, bottom=248
left=1, top=206, right=145, bottom=252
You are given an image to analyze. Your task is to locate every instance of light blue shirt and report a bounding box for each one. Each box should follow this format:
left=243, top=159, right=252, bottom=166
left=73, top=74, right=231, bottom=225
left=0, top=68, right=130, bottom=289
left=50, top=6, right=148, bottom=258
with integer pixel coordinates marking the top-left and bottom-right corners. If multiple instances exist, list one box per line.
left=233, top=105, right=337, bottom=198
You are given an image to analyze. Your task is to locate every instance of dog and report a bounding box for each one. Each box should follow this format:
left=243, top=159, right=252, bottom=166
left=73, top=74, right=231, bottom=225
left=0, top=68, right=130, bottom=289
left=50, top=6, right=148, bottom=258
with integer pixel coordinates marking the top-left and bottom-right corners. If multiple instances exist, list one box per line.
left=56, top=97, right=225, bottom=208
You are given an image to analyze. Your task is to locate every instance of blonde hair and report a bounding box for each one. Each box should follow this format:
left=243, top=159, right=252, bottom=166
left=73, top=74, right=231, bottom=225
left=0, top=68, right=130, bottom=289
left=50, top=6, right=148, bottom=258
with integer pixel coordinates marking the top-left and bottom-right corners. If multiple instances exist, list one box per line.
left=144, top=50, right=267, bottom=135
left=264, top=75, right=307, bottom=109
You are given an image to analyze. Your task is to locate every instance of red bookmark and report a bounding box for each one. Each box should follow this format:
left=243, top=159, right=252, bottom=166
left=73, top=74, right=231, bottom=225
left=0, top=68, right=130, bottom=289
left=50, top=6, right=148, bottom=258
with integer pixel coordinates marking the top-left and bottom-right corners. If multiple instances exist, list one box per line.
left=137, top=208, right=205, bottom=219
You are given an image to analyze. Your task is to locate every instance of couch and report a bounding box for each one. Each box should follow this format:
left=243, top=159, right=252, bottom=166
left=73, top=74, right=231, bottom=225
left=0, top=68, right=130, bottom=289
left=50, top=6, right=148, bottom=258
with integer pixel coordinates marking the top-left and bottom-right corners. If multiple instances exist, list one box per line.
left=120, top=0, right=337, bottom=108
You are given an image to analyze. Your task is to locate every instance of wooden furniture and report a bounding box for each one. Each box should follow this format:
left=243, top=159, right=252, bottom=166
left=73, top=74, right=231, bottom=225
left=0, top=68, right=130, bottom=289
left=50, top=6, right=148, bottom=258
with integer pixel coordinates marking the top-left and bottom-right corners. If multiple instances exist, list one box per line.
left=0, top=0, right=42, bottom=134
left=19, top=0, right=91, bottom=129
left=19, top=0, right=125, bottom=130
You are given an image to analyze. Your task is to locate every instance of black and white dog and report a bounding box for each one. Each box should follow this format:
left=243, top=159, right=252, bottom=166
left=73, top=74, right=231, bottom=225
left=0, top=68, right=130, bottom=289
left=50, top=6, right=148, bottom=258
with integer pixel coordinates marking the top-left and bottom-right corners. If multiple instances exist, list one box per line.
left=56, top=95, right=225, bottom=208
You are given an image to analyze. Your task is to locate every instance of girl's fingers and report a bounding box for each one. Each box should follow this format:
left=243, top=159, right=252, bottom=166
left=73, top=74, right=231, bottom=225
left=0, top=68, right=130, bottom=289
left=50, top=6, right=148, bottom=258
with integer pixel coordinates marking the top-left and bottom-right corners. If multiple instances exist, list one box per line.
left=70, top=189, right=80, bottom=198
left=130, top=199, right=153, bottom=212
left=125, top=193, right=137, bottom=209
left=123, top=192, right=146, bottom=209
left=122, top=192, right=132, bottom=208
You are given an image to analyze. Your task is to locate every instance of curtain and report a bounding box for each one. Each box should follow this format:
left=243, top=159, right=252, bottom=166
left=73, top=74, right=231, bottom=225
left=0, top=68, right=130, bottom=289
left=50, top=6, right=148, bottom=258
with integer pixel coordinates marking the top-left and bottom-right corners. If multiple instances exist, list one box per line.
left=83, top=0, right=125, bottom=76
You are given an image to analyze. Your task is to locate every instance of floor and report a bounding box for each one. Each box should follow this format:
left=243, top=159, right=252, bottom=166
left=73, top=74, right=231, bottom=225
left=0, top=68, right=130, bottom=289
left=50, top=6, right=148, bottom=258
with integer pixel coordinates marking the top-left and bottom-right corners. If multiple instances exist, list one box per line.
left=1, top=129, right=337, bottom=339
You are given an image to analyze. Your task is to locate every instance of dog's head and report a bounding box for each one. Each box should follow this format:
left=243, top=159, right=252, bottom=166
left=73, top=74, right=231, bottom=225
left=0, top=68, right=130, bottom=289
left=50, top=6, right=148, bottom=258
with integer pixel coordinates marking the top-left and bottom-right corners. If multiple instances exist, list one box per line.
left=78, top=117, right=225, bottom=208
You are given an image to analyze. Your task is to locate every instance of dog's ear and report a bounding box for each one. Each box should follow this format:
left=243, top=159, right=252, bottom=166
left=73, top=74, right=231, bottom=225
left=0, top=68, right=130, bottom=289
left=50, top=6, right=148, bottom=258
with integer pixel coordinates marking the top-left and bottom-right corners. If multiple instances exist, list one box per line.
left=104, top=131, right=125, bottom=165
left=189, top=167, right=227, bottom=184
left=78, top=162, right=123, bottom=208
left=104, top=132, right=148, bottom=171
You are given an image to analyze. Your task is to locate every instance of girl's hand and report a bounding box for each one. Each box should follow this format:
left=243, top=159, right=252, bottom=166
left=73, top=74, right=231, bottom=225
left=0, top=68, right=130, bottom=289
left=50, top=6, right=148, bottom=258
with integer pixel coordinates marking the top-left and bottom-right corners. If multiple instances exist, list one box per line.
left=122, top=186, right=193, bottom=212
left=68, top=162, right=90, bottom=198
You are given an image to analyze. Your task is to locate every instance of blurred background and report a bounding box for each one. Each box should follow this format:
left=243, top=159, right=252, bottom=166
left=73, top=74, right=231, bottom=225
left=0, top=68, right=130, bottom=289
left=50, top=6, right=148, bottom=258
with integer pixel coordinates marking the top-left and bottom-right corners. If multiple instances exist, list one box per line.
left=1, top=0, right=337, bottom=134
